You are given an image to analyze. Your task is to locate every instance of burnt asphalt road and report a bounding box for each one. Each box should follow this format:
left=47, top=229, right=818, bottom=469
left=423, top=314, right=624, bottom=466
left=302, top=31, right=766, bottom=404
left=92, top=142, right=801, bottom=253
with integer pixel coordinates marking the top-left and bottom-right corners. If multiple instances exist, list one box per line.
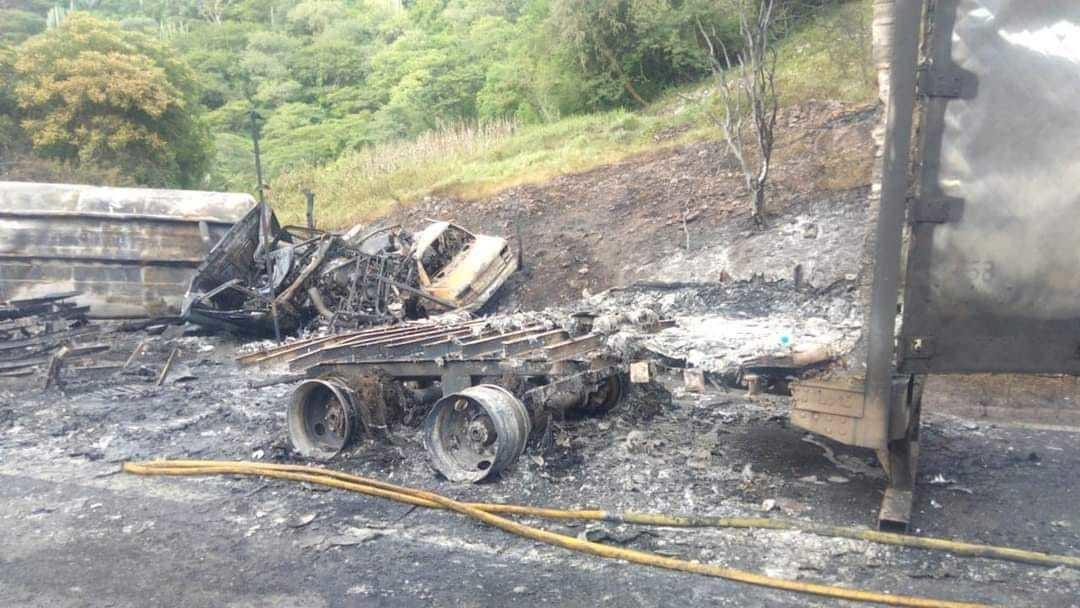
left=1, top=337, right=1079, bottom=608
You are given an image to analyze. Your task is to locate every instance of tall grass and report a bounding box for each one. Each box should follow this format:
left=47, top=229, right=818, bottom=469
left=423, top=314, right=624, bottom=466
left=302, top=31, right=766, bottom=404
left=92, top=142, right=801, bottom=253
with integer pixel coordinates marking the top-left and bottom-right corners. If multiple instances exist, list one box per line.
left=274, top=119, right=519, bottom=227
left=774, top=0, right=876, bottom=105
left=272, top=109, right=694, bottom=227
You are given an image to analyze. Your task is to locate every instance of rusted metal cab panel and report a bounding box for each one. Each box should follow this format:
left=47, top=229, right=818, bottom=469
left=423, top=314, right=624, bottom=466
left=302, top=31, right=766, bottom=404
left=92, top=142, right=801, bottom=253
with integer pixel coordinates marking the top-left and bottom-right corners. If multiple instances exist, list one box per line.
left=180, top=203, right=284, bottom=335
left=0, top=182, right=256, bottom=317
left=790, top=375, right=913, bottom=448
left=412, top=221, right=518, bottom=312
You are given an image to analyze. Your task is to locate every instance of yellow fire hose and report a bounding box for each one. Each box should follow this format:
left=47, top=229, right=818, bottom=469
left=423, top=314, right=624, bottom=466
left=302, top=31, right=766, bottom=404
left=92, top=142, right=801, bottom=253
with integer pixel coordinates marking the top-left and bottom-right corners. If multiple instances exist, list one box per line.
left=125, top=459, right=1080, bottom=569
left=123, top=459, right=1059, bottom=608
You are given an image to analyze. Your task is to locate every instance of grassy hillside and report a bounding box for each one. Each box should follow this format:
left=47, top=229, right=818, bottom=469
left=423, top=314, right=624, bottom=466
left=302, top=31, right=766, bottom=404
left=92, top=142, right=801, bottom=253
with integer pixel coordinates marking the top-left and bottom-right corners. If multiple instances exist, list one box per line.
left=273, top=0, right=875, bottom=228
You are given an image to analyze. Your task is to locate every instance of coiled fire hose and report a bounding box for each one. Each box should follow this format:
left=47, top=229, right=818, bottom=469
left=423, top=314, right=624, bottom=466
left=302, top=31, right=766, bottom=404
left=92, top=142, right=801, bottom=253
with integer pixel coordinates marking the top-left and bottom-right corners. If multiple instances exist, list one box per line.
left=123, top=459, right=1071, bottom=608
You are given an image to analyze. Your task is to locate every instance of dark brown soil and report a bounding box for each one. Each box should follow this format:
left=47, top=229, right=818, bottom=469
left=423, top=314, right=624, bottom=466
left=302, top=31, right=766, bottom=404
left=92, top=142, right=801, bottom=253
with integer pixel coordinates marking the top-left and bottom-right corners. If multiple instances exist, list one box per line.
left=390, top=100, right=877, bottom=311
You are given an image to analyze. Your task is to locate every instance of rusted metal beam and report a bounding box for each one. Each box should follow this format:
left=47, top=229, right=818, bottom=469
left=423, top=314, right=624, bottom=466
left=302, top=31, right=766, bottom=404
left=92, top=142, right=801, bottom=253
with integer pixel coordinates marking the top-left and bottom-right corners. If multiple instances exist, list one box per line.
left=238, top=319, right=458, bottom=366
left=456, top=326, right=550, bottom=358
left=274, top=237, right=333, bottom=312
left=308, top=358, right=575, bottom=382
left=502, top=329, right=570, bottom=357
left=0, top=357, right=51, bottom=372
left=239, top=320, right=490, bottom=368
left=42, top=344, right=70, bottom=390
left=121, top=341, right=146, bottom=370
left=544, top=333, right=605, bottom=362
left=0, top=325, right=99, bottom=354
left=236, top=330, right=369, bottom=367
left=289, top=324, right=482, bottom=369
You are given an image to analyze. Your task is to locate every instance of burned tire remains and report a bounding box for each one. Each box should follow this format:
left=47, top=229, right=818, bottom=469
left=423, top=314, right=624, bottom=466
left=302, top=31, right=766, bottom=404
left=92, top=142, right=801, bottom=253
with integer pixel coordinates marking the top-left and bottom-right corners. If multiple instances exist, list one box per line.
left=423, top=385, right=531, bottom=482
left=288, top=377, right=359, bottom=460
left=577, top=374, right=626, bottom=416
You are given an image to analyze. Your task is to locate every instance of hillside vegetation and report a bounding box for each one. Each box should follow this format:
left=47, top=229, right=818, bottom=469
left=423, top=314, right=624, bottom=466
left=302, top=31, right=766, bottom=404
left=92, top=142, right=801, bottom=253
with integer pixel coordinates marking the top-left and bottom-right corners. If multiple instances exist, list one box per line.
left=275, top=0, right=874, bottom=227
left=0, top=0, right=873, bottom=225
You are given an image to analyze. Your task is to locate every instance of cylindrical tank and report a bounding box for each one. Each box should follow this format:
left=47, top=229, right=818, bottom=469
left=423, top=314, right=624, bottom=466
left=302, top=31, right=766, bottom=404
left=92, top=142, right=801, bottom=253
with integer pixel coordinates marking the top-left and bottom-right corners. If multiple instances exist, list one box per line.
left=0, top=181, right=255, bottom=317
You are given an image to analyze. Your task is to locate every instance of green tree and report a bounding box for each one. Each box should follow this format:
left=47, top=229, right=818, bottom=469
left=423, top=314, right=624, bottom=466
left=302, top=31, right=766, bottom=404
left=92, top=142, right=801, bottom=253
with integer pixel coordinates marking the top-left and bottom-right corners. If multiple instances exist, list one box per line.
left=475, top=3, right=582, bottom=121
left=241, top=30, right=302, bottom=81
left=548, top=0, right=729, bottom=108
left=14, top=13, right=211, bottom=186
left=206, top=131, right=254, bottom=191
left=291, top=19, right=381, bottom=88
left=0, top=44, right=27, bottom=160
left=118, top=16, right=159, bottom=33
left=365, top=5, right=519, bottom=136
left=0, top=9, right=46, bottom=45
left=0, top=0, right=832, bottom=193
left=285, top=0, right=346, bottom=35
left=174, top=21, right=259, bottom=108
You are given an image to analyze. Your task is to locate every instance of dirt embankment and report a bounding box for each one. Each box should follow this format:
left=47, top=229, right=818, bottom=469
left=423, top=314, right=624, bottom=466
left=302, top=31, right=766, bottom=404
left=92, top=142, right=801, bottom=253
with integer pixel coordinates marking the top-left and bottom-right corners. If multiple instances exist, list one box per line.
left=389, top=100, right=878, bottom=312
left=390, top=99, right=1080, bottom=428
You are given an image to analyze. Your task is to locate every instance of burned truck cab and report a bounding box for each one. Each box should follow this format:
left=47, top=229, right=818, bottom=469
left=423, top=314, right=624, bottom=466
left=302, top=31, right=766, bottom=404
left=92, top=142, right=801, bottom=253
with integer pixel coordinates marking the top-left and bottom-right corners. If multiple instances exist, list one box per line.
left=411, top=221, right=518, bottom=312
left=181, top=211, right=519, bottom=336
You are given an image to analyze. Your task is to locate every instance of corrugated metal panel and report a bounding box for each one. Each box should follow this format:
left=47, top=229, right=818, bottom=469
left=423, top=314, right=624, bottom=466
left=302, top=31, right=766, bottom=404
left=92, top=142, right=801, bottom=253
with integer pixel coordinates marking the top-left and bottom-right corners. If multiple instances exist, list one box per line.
left=0, top=182, right=256, bottom=318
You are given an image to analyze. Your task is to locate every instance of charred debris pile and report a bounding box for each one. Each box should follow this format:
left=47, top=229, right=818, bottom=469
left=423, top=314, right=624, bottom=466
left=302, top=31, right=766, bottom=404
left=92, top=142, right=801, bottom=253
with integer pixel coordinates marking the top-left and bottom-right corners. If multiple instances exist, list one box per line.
left=0, top=290, right=199, bottom=389
left=0, top=291, right=109, bottom=388
left=0, top=196, right=846, bottom=486
left=235, top=280, right=845, bottom=484
left=0, top=270, right=844, bottom=487
left=0, top=198, right=522, bottom=390
left=182, top=203, right=520, bottom=338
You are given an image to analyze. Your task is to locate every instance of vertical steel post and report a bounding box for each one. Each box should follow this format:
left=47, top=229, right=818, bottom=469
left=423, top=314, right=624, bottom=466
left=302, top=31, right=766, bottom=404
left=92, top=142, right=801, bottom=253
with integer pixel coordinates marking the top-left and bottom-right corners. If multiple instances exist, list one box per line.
left=864, top=0, right=922, bottom=444
left=865, top=0, right=924, bottom=531
left=304, top=189, right=315, bottom=232
left=250, top=110, right=282, bottom=343
left=250, top=111, right=265, bottom=205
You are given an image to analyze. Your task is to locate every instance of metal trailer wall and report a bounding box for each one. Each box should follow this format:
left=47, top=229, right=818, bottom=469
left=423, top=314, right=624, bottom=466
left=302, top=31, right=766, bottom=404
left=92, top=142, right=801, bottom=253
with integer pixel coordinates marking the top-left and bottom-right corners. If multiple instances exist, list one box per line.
left=0, top=182, right=256, bottom=317
left=791, top=0, right=1080, bottom=531
left=899, top=0, right=1080, bottom=374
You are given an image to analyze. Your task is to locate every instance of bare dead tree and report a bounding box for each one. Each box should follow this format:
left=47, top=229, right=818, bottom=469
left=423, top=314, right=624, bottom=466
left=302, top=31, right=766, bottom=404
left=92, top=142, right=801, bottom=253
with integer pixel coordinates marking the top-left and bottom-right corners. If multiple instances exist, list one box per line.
left=699, top=0, right=779, bottom=228
left=198, top=0, right=234, bottom=24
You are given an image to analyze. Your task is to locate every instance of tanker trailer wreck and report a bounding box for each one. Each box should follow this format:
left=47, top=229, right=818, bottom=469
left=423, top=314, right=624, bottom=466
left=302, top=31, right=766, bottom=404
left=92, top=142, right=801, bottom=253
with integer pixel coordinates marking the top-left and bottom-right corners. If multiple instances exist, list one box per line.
left=0, top=182, right=256, bottom=318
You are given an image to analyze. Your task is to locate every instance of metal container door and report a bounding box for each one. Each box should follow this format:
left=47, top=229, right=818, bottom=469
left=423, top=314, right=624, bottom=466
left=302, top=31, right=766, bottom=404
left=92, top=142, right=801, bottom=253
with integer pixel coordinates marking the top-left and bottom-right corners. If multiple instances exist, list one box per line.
left=900, top=0, right=1080, bottom=374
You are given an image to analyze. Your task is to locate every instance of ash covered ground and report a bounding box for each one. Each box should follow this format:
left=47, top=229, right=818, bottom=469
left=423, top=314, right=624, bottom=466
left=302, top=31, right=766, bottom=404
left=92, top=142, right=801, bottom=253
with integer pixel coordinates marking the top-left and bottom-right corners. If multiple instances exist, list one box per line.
left=2, top=281, right=1079, bottom=608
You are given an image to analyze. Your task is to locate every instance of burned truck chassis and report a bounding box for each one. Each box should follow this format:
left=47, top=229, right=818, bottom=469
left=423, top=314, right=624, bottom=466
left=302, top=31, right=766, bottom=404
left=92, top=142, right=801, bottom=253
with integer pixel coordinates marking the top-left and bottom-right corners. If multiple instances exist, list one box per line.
left=243, top=320, right=625, bottom=482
